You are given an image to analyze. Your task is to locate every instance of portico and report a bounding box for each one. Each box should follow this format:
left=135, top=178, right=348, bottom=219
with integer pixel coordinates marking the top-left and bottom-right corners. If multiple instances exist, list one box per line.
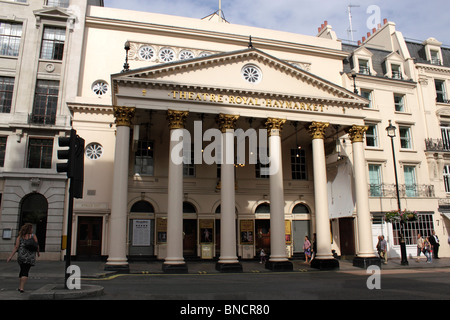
left=104, top=47, right=379, bottom=272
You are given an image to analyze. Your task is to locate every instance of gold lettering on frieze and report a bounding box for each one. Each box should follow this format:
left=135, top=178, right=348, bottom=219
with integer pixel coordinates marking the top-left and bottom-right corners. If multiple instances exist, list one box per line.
left=168, top=90, right=324, bottom=113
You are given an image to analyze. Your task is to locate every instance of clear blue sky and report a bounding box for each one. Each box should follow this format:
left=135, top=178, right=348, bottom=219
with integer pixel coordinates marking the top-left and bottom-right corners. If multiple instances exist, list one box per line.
left=104, top=0, right=450, bottom=46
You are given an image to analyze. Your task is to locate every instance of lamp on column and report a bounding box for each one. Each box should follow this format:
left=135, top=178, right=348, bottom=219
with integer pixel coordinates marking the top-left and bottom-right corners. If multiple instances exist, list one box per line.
left=351, top=70, right=358, bottom=94
left=122, top=41, right=130, bottom=72
left=385, top=120, right=409, bottom=266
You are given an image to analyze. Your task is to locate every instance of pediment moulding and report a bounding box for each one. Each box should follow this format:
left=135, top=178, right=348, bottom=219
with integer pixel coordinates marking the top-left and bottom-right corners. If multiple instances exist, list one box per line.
left=115, top=49, right=359, bottom=104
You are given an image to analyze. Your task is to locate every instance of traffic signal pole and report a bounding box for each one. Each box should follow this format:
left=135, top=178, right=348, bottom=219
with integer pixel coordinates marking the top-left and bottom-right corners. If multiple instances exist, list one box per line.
left=65, top=179, right=75, bottom=289
left=57, top=129, right=84, bottom=289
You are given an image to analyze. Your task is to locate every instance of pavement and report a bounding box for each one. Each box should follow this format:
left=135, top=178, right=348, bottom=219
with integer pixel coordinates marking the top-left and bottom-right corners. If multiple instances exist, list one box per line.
left=1, top=256, right=449, bottom=300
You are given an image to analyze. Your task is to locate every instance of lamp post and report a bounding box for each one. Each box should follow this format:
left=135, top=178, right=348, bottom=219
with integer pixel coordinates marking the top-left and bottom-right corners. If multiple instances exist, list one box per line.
left=122, top=41, right=130, bottom=72
left=386, top=120, right=409, bottom=265
left=351, top=71, right=358, bottom=94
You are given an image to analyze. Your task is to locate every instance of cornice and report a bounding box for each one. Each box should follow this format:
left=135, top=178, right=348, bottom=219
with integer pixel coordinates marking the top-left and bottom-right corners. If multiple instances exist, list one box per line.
left=85, top=16, right=348, bottom=59
left=68, top=102, right=114, bottom=114
left=351, top=73, right=417, bottom=88
left=416, top=62, right=450, bottom=74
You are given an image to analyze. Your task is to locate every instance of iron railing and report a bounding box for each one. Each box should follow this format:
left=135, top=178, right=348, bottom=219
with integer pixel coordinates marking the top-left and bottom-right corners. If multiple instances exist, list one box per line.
left=369, top=183, right=435, bottom=198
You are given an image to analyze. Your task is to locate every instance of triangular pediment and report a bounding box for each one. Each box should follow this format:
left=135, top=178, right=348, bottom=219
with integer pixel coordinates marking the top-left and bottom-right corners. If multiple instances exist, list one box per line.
left=34, top=8, right=71, bottom=21
left=112, top=48, right=368, bottom=108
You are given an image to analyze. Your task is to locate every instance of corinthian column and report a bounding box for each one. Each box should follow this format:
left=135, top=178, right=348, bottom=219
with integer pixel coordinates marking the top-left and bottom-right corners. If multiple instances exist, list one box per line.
left=264, top=118, right=292, bottom=271
left=163, top=109, right=189, bottom=273
left=348, top=125, right=381, bottom=268
left=216, top=114, right=242, bottom=272
left=309, top=121, right=339, bottom=270
left=105, top=106, right=135, bottom=272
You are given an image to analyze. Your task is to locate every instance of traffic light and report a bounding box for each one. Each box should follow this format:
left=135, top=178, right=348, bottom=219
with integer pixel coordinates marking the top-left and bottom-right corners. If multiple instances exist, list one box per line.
left=57, top=129, right=85, bottom=199
left=57, top=129, right=76, bottom=178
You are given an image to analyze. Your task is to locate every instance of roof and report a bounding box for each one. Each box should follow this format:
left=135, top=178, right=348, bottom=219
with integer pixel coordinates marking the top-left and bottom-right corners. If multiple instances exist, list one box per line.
left=406, top=41, right=450, bottom=67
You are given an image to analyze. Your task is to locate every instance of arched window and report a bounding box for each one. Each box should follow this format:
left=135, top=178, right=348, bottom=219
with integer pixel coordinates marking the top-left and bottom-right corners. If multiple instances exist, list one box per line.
left=183, top=202, right=197, bottom=214
left=20, top=193, right=48, bottom=251
left=292, top=203, right=310, bottom=214
left=130, top=200, right=155, bottom=213
left=255, top=203, right=270, bottom=213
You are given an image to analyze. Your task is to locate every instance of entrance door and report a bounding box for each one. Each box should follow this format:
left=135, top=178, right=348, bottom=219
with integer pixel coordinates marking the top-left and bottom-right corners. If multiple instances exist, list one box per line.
left=293, top=220, right=310, bottom=253
left=77, top=217, right=102, bottom=260
left=255, top=219, right=270, bottom=255
left=183, top=219, right=197, bottom=257
left=339, top=217, right=355, bottom=256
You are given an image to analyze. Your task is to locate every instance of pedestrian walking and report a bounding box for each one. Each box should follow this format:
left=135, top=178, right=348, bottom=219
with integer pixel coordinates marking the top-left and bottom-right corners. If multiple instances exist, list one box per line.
left=429, top=231, right=440, bottom=259
left=376, top=235, right=382, bottom=258
left=303, top=236, right=311, bottom=263
left=6, top=223, right=40, bottom=293
left=380, top=235, right=388, bottom=264
left=259, top=248, right=266, bottom=264
left=424, top=236, right=432, bottom=263
left=416, top=233, right=425, bottom=262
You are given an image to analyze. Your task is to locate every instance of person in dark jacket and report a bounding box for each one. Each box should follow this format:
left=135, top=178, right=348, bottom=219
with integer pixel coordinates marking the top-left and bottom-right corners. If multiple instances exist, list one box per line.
left=429, top=230, right=440, bottom=259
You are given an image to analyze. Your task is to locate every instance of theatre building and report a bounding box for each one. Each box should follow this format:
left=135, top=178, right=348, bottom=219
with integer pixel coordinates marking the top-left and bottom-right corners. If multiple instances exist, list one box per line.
left=3, top=2, right=449, bottom=270
left=66, top=5, right=385, bottom=273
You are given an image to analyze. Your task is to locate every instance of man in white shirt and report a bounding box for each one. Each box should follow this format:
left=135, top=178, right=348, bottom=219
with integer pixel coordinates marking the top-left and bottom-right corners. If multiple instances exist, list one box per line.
left=416, top=234, right=425, bottom=262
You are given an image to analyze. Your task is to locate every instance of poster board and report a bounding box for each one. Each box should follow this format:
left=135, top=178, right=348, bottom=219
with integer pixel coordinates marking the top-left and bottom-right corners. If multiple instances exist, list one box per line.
left=132, top=219, right=151, bottom=246
left=240, top=220, right=254, bottom=244
left=200, top=219, right=214, bottom=243
left=156, top=217, right=167, bottom=244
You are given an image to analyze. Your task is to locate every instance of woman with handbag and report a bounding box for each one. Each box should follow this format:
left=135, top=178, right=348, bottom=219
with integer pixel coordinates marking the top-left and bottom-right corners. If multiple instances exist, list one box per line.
left=7, top=223, right=40, bottom=293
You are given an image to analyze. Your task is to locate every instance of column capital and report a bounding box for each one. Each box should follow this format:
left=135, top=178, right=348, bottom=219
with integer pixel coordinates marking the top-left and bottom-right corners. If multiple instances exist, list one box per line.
left=309, top=121, right=329, bottom=139
left=113, top=106, right=136, bottom=127
left=167, top=110, right=189, bottom=129
left=217, top=114, right=239, bottom=132
left=265, top=118, right=286, bottom=136
left=347, top=125, right=368, bottom=143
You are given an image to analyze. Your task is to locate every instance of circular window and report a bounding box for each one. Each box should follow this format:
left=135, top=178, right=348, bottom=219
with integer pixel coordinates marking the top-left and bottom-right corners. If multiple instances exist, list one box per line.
left=198, top=51, right=211, bottom=57
left=179, top=50, right=194, bottom=60
left=85, top=143, right=103, bottom=160
left=241, top=64, right=262, bottom=84
left=92, top=81, right=108, bottom=96
left=159, top=47, right=175, bottom=62
left=138, top=45, right=155, bottom=61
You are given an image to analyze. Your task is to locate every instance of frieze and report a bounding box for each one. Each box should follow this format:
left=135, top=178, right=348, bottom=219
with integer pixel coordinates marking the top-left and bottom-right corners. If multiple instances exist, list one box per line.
left=169, top=90, right=325, bottom=113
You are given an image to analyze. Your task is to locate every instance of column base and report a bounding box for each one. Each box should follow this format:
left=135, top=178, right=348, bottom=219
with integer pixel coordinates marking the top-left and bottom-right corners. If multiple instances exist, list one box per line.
left=162, top=263, right=188, bottom=274
left=265, top=260, right=293, bottom=271
left=310, top=258, right=339, bottom=271
left=353, top=256, right=381, bottom=269
left=104, top=264, right=129, bottom=273
left=215, top=262, right=243, bottom=273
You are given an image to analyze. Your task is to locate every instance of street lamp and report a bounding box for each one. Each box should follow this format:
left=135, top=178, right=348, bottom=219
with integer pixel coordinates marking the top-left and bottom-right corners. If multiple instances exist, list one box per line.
left=386, top=120, right=409, bottom=265
left=122, top=41, right=130, bottom=72
left=351, top=70, right=358, bottom=94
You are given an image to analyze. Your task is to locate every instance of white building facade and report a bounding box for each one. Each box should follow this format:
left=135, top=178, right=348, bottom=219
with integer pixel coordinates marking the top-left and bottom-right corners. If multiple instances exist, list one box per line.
left=1, top=2, right=449, bottom=270
left=0, top=0, right=103, bottom=261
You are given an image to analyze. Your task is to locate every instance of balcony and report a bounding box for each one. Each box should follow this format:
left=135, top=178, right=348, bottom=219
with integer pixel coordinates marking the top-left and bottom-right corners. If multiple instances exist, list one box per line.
left=369, top=183, right=435, bottom=198
left=29, top=113, right=56, bottom=126
left=425, top=138, right=450, bottom=152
